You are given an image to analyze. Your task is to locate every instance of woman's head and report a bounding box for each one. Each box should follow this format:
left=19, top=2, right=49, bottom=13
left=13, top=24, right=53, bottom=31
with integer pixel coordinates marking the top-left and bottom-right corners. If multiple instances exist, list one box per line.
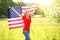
left=24, top=10, right=29, bottom=16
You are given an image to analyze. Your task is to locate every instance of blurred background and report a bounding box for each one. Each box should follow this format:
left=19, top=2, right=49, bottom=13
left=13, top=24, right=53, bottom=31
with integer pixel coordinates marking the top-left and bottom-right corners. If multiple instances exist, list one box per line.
left=0, top=0, right=60, bottom=40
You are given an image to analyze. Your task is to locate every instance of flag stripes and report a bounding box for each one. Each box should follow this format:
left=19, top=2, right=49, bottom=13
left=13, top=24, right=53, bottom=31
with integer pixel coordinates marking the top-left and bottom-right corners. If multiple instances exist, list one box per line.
left=8, top=17, right=24, bottom=29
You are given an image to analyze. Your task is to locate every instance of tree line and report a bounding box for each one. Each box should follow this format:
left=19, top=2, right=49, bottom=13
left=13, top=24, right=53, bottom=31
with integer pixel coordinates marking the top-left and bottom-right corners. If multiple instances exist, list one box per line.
left=0, top=0, right=25, bottom=18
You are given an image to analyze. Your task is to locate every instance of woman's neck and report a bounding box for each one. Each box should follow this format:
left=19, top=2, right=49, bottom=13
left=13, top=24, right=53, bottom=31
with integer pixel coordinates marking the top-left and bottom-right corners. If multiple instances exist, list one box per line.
left=26, top=15, right=29, bottom=18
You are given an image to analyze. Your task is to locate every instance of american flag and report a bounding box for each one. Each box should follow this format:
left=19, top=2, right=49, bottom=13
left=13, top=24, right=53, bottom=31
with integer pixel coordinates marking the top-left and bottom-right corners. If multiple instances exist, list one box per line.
left=8, top=5, right=37, bottom=29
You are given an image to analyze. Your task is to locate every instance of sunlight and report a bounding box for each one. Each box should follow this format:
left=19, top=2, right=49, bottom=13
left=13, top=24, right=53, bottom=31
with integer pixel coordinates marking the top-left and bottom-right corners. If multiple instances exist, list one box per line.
left=13, top=0, right=53, bottom=6
left=13, top=0, right=20, bottom=2
left=39, top=0, right=52, bottom=5
left=22, top=0, right=34, bottom=3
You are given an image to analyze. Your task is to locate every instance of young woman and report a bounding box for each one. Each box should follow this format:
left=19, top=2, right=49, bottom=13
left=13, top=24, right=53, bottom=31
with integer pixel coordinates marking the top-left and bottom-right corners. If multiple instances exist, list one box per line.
left=22, top=11, right=31, bottom=40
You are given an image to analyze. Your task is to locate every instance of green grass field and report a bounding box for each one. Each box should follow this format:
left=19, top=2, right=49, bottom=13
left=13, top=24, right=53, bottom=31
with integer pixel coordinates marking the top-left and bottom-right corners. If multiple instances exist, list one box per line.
left=0, top=18, right=60, bottom=40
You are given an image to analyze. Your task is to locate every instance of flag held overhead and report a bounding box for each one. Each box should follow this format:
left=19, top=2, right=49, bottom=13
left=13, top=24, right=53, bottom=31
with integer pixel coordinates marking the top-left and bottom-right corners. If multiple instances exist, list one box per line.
left=8, top=5, right=37, bottom=29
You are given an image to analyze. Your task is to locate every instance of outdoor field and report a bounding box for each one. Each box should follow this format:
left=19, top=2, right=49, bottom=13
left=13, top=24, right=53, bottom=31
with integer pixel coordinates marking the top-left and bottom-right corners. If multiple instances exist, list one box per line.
left=0, top=18, right=60, bottom=40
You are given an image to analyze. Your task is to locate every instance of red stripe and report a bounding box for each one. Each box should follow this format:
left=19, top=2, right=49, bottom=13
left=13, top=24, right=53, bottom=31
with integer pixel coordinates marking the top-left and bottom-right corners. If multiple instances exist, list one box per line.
left=29, top=10, right=34, bottom=12
left=9, top=22, right=24, bottom=26
left=8, top=19, right=22, bottom=22
left=22, top=9, right=34, bottom=12
left=22, top=10, right=34, bottom=12
left=9, top=26, right=23, bottom=29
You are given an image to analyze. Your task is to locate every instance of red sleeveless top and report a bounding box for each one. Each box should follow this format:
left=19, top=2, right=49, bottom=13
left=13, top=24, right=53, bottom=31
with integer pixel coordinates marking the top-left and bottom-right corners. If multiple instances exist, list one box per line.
left=22, top=15, right=31, bottom=31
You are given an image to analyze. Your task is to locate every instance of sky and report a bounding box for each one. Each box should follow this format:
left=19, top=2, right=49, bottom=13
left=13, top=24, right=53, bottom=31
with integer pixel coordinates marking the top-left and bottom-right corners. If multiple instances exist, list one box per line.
left=13, top=0, right=53, bottom=5
left=13, top=0, right=39, bottom=3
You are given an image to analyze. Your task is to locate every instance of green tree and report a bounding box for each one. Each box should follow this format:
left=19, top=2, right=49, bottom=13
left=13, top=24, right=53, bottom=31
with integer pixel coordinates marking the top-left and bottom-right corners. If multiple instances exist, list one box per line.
left=18, top=1, right=25, bottom=6
left=35, top=7, right=45, bottom=17
left=27, top=3, right=34, bottom=6
left=0, top=0, right=25, bottom=18
left=0, top=0, right=8, bottom=17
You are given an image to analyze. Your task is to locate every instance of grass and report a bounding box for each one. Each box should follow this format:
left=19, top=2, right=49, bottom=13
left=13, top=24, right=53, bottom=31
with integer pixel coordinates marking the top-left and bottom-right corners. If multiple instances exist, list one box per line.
left=0, top=18, right=60, bottom=40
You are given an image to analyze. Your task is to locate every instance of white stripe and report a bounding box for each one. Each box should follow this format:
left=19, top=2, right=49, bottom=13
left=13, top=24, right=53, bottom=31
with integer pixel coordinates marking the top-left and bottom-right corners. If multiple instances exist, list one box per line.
left=22, top=6, right=30, bottom=8
left=9, top=24, right=24, bottom=27
left=28, top=8, right=35, bottom=11
left=22, top=10, right=26, bottom=12
left=8, top=17, right=22, bottom=20
left=9, top=20, right=24, bottom=24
